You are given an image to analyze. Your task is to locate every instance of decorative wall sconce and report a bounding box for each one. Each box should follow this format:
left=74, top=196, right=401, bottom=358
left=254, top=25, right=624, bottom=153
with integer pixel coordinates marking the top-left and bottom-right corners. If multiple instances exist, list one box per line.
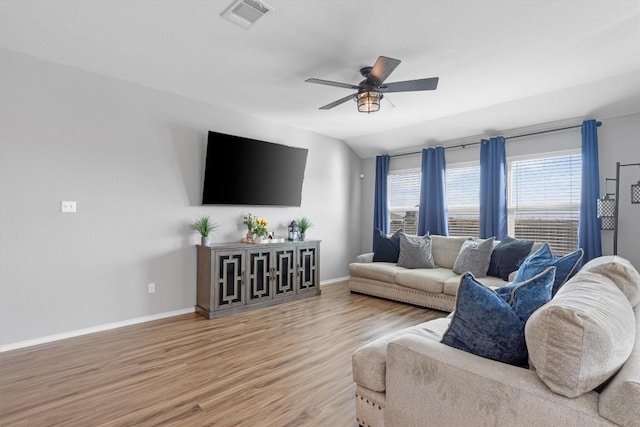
left=598, top=162, right=640, bottom=255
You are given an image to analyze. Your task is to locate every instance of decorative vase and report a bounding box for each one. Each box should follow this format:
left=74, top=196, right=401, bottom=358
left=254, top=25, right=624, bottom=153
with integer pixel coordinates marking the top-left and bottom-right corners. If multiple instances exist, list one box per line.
left=300, top=232, right=306, bottom=241
left=201, top=235, right=211, bottom=246
left=253, top=234, right=269, bottom=244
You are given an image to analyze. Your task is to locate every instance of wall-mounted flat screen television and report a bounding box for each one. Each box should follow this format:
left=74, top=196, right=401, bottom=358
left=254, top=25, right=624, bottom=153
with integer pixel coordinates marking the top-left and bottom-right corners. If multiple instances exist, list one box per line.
left=202, top=131, right=308, bottom=206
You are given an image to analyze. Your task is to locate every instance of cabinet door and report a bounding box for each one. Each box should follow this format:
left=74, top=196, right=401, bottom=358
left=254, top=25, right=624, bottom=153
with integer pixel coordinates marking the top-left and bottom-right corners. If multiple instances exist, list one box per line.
left=273, top=247, right=296, bottom=298
left=247, top=248, right=272, bottom=303
left=213, top=250, right=245, bottom=310
left=297, top=244, right=318, bottom=292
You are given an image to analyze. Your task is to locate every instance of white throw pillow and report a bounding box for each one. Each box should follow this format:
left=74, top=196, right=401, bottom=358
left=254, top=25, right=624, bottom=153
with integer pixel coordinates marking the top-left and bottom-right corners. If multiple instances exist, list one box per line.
left=579, top=255, right=640, bottom=307
left=525, top=270, right=635, bottom=398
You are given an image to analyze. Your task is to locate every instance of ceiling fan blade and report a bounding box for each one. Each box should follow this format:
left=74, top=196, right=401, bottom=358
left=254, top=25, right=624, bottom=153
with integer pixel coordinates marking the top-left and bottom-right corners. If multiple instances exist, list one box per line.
left=380, top=77, right=439, bottom=93
left=319, top=93, right=356, bottom=110
left=368, top=56, right=401, bottom=85
left=305, top=78, right=360, bottom=90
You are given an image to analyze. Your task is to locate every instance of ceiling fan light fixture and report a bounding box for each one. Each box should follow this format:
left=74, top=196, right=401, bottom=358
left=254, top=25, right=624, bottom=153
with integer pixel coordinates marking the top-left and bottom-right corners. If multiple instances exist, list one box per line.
left=357, top=91, right=382, bottom=113
left=306, top=55, right=438, bottom=111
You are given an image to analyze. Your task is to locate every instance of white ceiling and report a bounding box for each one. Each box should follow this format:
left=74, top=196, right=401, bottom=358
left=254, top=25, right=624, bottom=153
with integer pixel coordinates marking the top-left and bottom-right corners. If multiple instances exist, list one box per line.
left=1, top=0, right=639, bottom=158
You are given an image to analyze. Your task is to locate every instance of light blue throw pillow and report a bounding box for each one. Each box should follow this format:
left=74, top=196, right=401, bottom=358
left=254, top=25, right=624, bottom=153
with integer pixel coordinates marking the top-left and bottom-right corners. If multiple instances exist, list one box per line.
left=511, top=243, right=583, bottom=296
left=441, top=267, right=556, bottom=366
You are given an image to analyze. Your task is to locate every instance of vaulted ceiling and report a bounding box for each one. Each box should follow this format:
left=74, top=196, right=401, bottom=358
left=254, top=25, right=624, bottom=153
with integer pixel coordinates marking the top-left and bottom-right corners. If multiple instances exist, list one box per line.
left=1, top=0, right=638, bottom=158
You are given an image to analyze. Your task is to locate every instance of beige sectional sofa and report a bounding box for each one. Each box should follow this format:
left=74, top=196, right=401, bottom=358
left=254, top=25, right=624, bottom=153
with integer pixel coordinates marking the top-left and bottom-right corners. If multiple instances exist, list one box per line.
left=352, top=256, right=640, bottom=427
left=349, top=235, right=541, bottom=312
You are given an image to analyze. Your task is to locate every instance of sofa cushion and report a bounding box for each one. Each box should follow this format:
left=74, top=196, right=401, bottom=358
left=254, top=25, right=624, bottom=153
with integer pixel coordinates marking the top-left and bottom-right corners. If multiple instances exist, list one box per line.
left=525, top=270, right=636, bottom=398
left=395, top=268, right=457, bottom=294
left=441, top=268, right=555, bottom=366
left=442, top=274, right=509, bottom=296
left=352, top=317, right=450, bottom=392
left=348, top=262, right=404, bottom=284
left=529, top=241, right=544, bottom=255
left=452, top=237, right=495, bottom=278
left=512, top=243, right=583, bottom=296
left=355, top=252, right=374, bottom=263
left=431, top=235, right=469, bottom=269
left=598, top=305, right=640, bottom=426
left=579, top=255, right=640, bottom=307
left=372, top=228, right=402, bottom=263
left=487, top=235, right=534, bottom=281
left=397, top=232, right=435, bottom=269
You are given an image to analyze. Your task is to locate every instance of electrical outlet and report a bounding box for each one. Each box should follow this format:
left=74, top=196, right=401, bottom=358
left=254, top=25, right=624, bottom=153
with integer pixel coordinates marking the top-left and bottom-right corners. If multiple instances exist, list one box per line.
left=61, top=201, right=77, bottom=213
left=148, top=283, right=156, bottom=294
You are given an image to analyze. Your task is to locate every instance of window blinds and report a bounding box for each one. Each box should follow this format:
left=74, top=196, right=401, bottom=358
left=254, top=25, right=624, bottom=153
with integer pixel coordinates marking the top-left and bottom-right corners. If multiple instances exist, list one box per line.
left=446, top=164, right=480, bottom=236
left=509, top=153, right=581, bottom=255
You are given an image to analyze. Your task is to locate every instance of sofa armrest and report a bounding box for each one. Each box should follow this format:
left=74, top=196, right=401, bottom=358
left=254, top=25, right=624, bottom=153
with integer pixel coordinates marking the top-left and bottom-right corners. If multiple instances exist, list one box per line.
left=385, top=335, right=610, bottom=427
left=355, top=252, right=374, bottom=263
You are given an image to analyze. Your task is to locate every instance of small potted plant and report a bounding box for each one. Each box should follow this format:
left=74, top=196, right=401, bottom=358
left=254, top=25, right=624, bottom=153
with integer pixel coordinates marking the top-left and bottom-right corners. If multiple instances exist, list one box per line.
left=252, top=217, right=269, bottom=243
left=192, top=215, right=219, bottom=246
left=297, top=216, right=313, bottom=241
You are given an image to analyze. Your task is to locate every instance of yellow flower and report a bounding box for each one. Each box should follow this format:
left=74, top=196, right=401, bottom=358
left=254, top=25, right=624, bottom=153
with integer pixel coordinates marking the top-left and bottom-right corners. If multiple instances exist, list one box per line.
left=242, top=213, right=269, bottom=237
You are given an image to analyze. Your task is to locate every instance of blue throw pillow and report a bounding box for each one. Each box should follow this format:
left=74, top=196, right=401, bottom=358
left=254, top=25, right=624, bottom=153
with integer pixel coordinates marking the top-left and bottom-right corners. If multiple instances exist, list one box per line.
left=441, top=267, right=555, bottom=366
left=372, top=228, right=402, bottom=263
left=494, top=266, right=555, bottom=319
left=511, top=243, right=583, bottom=296
left=487, top=236, right=534, bottom=281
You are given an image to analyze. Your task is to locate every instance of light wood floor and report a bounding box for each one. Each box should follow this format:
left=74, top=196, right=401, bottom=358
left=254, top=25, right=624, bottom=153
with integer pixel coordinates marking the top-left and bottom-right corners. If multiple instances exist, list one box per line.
left=0, top=282, right=446, bottom=427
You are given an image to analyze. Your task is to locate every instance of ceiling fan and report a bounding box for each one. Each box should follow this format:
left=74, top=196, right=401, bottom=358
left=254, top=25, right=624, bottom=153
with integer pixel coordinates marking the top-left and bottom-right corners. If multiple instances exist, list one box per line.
left=305, top=55, right=439, bottom=113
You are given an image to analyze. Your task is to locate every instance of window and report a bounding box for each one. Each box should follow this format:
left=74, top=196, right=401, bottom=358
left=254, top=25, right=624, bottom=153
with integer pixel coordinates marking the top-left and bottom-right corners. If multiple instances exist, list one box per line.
left=446, top=163, right=480, bottom=237
left=388, top=170, right=420, bottom=235
left=385, top=151, right=582, bottom=253
left=508, top=152, right=581, bottom=255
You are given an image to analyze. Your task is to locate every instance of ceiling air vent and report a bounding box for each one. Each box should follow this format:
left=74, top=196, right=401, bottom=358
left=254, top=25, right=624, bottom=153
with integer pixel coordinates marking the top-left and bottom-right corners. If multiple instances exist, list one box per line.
left=221, top=0, right=273, bottom=30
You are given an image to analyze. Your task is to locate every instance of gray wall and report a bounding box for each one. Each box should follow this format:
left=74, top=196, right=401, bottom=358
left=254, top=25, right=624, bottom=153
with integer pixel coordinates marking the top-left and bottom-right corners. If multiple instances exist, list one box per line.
left=358, top=114, right=640, bottom=268
left=0, top=49, right=362, bottom=347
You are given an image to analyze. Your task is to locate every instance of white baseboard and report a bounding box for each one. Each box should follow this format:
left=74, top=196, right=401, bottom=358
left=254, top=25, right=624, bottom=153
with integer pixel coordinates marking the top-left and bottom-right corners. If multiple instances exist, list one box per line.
left=3, top=279, right=350, bottom=352
left=320, top=276, right=349, bottom=286
left=0, top=307, right=195, bottom=353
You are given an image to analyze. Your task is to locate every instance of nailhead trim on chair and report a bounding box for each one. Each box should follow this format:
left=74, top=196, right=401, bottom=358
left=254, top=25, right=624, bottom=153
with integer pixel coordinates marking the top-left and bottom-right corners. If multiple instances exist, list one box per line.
left=355, top=392, right=382, bottom=410
left=349, top=277, right=456, bottom=312
left=355, top=391, right=382, bottom=427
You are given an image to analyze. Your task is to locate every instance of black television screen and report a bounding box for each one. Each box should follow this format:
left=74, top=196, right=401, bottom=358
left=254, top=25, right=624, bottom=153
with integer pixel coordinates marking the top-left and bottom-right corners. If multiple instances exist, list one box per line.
left=202, top=131, right=308, bottom=206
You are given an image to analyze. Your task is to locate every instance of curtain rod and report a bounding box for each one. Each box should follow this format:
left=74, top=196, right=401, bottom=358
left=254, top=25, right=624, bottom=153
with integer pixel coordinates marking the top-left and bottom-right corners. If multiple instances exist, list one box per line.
left=388, top=121, right=603, bottom=158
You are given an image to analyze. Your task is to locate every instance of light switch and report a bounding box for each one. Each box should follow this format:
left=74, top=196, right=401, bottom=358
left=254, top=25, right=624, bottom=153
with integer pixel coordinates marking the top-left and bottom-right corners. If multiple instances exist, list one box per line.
left=61, top=201, right=77, bottom=213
